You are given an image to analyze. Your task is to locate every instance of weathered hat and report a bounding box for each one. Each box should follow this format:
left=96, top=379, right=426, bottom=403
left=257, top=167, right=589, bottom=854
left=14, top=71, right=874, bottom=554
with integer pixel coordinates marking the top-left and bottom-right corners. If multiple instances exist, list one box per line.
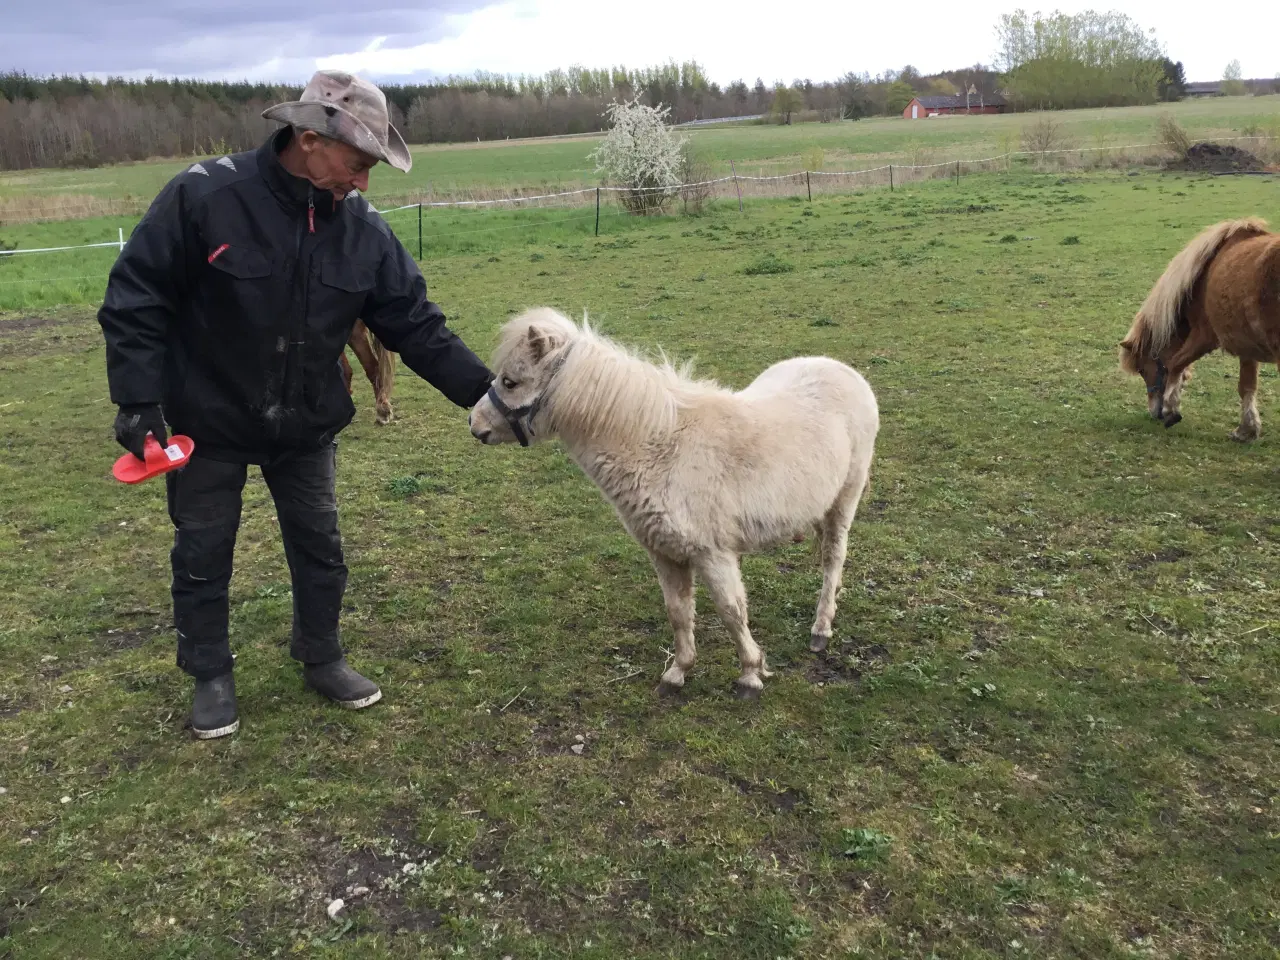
left=263, top=70, right=412, bottom=172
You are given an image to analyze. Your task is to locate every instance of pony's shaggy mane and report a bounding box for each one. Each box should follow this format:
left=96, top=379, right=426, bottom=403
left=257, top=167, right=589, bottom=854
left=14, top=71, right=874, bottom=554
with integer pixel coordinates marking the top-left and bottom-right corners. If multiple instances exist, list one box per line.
left=494, top=308, right=725, bottom=447
left=1120, top=217, right=1270, bottom=373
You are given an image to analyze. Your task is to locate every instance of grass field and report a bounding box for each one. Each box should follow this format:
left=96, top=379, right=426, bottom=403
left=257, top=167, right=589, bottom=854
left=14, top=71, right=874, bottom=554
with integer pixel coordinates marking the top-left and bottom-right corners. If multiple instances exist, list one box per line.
left=2, top=166, right=1280, bottom=958
left=2, top=95, right=1280, bottom=217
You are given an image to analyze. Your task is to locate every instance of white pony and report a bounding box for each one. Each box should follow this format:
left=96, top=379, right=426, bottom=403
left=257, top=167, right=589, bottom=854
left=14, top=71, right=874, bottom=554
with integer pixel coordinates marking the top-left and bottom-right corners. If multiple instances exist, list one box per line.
left=469, top=308, right=880, bottom=698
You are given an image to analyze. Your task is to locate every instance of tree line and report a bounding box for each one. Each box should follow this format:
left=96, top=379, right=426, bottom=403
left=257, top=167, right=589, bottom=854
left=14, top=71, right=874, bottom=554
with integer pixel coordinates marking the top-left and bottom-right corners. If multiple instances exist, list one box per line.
left=0, top=8, right=1229, bottom=172
left=0, top=62, right=1006, bottom=170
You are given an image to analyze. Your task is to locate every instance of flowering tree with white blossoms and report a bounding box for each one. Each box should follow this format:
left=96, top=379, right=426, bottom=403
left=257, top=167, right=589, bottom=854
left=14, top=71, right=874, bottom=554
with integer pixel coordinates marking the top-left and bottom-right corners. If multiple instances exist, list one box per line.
left=590, top=96, right=687, bottom=215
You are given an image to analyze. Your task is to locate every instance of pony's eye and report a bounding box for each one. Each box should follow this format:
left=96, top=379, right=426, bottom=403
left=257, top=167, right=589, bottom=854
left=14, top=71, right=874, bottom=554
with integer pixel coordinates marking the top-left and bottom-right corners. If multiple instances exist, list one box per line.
left=501, top=377, right=518, bottom=390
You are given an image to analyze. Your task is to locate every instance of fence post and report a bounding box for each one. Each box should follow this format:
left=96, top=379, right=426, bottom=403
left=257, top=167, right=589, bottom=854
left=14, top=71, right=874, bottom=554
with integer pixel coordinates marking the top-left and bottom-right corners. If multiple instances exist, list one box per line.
left=595, top=187, right=600, bottom=236
left=417, top=203, right=423, bottom=260
left=730, top=160, right=744, bottom=213
left=806, top=170, right=812, bottom=202
left=889, top=165, right=893, bottom=192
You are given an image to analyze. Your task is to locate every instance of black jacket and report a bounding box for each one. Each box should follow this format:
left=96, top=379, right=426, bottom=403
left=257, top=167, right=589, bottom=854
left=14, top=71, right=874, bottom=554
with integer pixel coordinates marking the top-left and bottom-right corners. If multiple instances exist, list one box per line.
left=98, top=128, right=492, bottom=462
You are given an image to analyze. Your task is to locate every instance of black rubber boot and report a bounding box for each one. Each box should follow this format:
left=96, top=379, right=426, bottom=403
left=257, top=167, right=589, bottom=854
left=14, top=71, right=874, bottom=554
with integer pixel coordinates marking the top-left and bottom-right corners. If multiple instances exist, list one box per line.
left=303, top=658, right=382, bottom=709
left=192, top=673, right=239, bottom=739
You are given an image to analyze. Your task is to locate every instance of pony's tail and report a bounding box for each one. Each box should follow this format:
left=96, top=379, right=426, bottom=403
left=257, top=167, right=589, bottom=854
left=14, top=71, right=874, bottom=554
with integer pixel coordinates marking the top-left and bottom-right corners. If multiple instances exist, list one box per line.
left=1120, top=217, right=1269, bottom=373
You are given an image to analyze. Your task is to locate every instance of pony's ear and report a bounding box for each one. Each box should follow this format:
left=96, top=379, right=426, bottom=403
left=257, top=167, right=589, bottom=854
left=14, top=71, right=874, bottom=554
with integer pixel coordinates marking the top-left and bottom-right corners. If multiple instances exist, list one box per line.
left=527, top=323, right=565, bottom=363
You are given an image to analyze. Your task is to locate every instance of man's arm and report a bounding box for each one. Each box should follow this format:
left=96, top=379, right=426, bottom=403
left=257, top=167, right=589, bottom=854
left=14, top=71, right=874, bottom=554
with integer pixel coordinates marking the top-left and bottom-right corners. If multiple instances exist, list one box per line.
left=97, top=177, right=189, bottom=408
left=361, top=239, right=492, bottom=409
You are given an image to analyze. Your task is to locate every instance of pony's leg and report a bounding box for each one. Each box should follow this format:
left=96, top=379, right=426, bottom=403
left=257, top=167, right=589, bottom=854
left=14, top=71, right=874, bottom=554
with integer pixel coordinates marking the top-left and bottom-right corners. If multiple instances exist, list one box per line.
left=810, top=466, right=870, bottom=653
left=1160, top=326, right=1218, bottom=428
left=372, top=337, right=396, bottom=426
left=697, top=553, right=771, bottom=699
left=347, top=323, right=381, bottom=408
left=1231, top=359, right=1261, bottom=442
left=649, top=552, right=696, bottom=695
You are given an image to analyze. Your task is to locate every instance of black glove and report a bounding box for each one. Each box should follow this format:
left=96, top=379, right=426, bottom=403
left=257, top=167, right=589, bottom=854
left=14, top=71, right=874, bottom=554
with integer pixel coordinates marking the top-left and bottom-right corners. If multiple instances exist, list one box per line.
left=113, top=404, right=168, bottom=461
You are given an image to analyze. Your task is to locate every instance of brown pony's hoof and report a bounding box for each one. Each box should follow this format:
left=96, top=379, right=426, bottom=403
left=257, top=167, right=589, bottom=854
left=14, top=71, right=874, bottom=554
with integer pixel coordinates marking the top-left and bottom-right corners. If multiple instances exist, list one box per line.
left=1163, top=412, right=1183, bottom=429
left=733, top=682, right=762, bottom=701
left=656, top=680, right=684, bottom=698
left=809, top=634, right=830, bottom=653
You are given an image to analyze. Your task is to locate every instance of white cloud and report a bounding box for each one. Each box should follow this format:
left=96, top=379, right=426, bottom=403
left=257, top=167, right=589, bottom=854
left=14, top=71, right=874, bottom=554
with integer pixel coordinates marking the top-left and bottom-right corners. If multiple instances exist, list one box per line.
left=315, top=0, right=1278, bottom=85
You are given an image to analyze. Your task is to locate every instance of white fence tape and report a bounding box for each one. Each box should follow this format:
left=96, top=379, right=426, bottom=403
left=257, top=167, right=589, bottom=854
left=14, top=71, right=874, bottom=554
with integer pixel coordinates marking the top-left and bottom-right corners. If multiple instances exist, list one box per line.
left=2, top=136, right=1276, bottom=258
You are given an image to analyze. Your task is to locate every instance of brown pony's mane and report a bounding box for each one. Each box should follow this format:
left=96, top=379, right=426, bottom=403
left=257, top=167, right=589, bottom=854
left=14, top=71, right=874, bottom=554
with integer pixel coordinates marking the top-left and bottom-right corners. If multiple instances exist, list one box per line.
left=1119, top=217, right=1271, bottom=373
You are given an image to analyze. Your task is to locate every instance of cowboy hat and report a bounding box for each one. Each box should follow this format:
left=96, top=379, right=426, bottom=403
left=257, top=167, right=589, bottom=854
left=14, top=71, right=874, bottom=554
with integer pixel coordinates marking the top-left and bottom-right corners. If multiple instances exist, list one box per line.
left=263, top=70, right=412, bottom=172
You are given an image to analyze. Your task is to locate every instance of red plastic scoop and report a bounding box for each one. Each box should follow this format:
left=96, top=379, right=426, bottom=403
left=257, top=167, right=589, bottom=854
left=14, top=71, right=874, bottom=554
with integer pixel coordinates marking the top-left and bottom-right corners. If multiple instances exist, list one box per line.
left=112, top=434, right=195, bottom=484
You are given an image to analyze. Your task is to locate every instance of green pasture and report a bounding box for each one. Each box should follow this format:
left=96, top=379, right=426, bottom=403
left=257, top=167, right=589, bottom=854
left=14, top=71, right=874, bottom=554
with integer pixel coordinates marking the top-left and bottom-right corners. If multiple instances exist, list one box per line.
left=2, top=168, right=1279, bottom=958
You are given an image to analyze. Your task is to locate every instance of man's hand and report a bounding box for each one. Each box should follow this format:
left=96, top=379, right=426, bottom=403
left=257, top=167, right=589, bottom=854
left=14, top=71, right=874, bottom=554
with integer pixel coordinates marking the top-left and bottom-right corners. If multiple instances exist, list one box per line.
left=114, top=404, right=168, bottom=461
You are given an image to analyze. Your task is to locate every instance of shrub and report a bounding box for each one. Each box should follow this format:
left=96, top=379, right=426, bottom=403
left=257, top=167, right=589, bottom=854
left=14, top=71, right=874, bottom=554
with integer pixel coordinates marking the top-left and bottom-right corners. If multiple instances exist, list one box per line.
left=1021, top=114, right=1073, bottom=159
left=590, top=96, right=686, bottom=216
left=678, top=145, right=714, bottom=215
left=1156, top=113, right=1190, bottom=157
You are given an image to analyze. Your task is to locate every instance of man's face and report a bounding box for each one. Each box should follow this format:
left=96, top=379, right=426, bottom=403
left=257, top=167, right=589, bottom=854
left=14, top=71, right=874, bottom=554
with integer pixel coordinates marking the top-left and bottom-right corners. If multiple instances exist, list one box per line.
left=298, top=132, right=378, bottom=201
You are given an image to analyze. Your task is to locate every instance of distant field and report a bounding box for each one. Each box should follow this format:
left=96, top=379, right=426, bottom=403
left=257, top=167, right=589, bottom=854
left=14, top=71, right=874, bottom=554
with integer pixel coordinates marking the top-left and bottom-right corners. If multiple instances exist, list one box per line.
left=2, top=96, right=1278, bottom=220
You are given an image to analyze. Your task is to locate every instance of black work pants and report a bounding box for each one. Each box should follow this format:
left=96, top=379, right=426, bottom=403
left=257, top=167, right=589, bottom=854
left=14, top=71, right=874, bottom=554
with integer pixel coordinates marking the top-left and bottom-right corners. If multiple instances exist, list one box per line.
left=165, top=442, right=347, bottom=680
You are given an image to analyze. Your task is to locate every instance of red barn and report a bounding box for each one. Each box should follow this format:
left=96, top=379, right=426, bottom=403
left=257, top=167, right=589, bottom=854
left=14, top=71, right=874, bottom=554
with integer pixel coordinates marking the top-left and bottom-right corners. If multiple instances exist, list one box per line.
left=903, top=91, right=1006, bottom=119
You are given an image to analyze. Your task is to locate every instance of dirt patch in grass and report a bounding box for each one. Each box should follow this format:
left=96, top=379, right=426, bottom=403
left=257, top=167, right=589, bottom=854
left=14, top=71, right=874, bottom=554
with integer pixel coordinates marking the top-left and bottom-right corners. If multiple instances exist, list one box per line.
left=806, top=641, right=891, bottom=685
left=0, top=315, right=64, bottom=335
left=0, top=691, right=28, bottom=720
left=320, top=818, right=446, bottom=935
left=1167, top=142, right=1267, bottom=173
left=96, top=625, right=164, bottom=652
left=729, top=775, right=805, bottom=813
left=1127, top=547, right=1191, bottom=570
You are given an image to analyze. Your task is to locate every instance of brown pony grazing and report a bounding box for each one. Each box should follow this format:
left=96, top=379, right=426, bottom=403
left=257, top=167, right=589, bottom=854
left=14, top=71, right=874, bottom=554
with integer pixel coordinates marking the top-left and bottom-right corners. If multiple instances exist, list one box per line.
left=1119, top=217, right=1280, bottom=442
left=340, top=320, right=397, bottom=425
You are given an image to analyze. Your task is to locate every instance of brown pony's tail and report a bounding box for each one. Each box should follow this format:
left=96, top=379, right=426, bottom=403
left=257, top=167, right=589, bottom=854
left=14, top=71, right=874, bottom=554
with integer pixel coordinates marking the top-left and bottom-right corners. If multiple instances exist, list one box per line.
left=1120, top=217, right=1269, bottom=373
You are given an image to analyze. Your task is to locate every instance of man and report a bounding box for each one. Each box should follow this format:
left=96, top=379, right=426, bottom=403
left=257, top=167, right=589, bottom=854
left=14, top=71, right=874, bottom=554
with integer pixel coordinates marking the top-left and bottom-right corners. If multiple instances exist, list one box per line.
left=98, top=71, right=493, bottom=739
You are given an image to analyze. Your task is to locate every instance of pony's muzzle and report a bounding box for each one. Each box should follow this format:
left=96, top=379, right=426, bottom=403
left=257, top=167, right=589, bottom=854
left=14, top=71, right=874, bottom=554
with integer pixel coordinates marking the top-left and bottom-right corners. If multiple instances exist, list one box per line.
left=467, top=408, right=494, bottom=444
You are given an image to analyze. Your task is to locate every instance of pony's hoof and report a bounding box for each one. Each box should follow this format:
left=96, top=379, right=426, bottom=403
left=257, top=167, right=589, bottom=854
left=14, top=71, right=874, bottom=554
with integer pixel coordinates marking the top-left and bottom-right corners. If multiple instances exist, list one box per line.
left=1230, top=429, right=1258, bottom=443
left=809, top=634, right=830, bottom=653
left=733, top=682, right=762, bottom=701
left=1162, top=412, right=1183, bottom=429
left=656, top=680, right=684, bottom=698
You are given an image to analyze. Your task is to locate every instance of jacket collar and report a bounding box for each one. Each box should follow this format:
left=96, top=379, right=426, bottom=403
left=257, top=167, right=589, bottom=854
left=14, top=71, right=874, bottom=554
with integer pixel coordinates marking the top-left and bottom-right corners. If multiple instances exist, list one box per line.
left=258, top=127, right=338, bottom=218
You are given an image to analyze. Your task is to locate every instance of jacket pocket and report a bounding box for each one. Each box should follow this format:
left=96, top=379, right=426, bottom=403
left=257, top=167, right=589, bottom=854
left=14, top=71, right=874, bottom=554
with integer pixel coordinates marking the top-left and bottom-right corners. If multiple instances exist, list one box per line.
left=207, top=245, right=272, bottom=280
left=319, top=259, right=376, bottom=294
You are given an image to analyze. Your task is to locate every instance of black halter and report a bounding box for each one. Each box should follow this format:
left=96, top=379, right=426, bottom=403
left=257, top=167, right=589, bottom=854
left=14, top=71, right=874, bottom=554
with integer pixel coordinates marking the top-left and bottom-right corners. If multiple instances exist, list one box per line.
left=1148, top=358, right=1167, bottom=397
left=484, top=383, right=539, bottom=447
left=1147, top=357, right=1168, bottom=419
left=484, top=346, right=572, bottom=447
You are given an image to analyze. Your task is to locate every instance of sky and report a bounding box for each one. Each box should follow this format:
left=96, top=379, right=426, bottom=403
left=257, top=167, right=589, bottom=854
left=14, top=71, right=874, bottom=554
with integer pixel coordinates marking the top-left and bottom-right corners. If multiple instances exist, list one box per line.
left=3, top=1, right=1277, bottom=88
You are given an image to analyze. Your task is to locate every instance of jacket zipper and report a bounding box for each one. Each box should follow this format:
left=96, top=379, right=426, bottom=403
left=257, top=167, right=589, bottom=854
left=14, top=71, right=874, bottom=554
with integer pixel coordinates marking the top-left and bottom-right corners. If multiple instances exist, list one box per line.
left=280, top=188, right=312, bottom=419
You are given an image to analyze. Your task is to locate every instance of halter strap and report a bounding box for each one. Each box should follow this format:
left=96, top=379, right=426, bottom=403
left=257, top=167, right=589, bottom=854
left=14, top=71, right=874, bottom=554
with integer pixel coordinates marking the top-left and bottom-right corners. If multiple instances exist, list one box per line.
left=485, top=345, right=573, bottom=447
left=1148, top=358, right=1167, bottom=396
left=484, top=384, right=534, bottom=447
